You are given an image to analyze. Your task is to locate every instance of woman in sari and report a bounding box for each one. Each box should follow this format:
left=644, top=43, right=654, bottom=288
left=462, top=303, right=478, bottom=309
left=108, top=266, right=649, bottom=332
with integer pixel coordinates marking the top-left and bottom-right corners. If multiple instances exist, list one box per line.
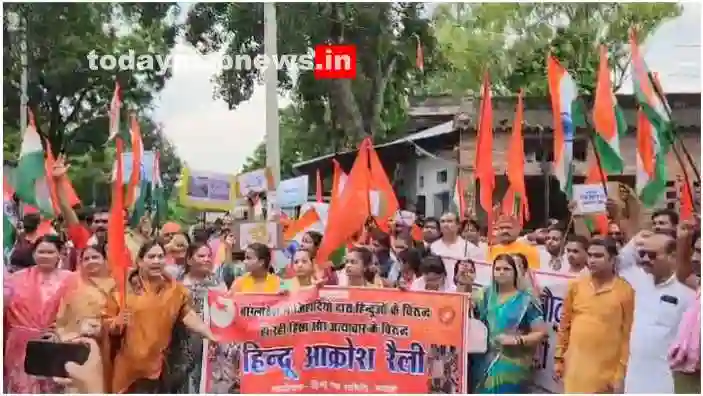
left=474, top=254, right=547, bottom=394
left=4, top=235, right=77, bottom=393
left=54, top=242, right=117, bottom=392
left=230, top=242, right=281, bottom=293
left=176, top=241, right=227, bottom=394
left=106, top=240, right=217, bottom=393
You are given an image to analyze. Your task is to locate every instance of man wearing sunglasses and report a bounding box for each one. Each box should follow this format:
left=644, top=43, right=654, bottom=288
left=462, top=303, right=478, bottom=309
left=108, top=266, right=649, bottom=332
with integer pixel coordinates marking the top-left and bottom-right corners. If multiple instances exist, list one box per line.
left=620, top=231, right=696, bottom=393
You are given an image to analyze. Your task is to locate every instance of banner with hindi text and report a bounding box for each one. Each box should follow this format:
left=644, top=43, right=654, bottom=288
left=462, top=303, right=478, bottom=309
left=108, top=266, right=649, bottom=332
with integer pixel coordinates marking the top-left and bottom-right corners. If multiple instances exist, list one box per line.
left=204, top=287, right=470, bottom=394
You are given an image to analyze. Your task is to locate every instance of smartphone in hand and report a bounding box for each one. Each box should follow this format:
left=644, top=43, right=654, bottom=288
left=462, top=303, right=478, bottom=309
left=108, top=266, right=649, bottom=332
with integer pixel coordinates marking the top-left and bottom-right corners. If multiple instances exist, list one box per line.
left=24, top=339, right=90, bottom=378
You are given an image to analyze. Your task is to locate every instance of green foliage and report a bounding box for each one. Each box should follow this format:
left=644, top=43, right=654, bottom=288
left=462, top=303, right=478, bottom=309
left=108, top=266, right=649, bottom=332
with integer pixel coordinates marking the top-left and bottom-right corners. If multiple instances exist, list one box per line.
left=431, top=3, right=682, bottom=96
left=185, top=3, right=440, bottom=154
left=3, top=3, right=183, bottom=208
left=3, top=3, right=180, bottom=153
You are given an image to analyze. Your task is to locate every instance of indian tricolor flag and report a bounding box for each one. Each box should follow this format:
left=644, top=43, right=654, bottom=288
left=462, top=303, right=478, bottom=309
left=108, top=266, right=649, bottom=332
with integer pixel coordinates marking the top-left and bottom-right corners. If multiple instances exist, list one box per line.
left=630, top=29, right=670, bottom=207
left=547, top=55, right=585, bottom=199
left=108, top=82, right=122, bottom=142
left=592, top=45, right=627, bottom=174
left=3, top=178, right=17, bottom=258
left=14, top=109, right=54, bottom=217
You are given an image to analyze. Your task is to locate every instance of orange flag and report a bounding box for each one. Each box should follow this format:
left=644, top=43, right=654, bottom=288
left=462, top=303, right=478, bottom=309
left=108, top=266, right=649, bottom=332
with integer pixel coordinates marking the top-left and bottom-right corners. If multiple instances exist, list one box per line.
left=316, top=138, right=372, bottom=265
left=125, top=113, right=143, bottom=208
left=315, top=169, right=323, bottom=203
left=474, top=72, right=495, bottom=231
left=502, top=89, right=529, bottom=225
left=43, top=140, right=81, bottom=213
left=108, top=138, right=132, bottom=306
left=679, top=175, right=694, bottom=221
left=368, top=144, right=399, bottom=232
left=329, top=159, right=347, bottom=215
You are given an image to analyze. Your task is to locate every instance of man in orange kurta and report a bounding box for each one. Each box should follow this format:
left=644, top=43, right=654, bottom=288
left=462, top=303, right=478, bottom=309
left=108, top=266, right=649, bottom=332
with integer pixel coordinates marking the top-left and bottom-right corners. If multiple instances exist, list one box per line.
left=554, top=237, right=635, bottom=393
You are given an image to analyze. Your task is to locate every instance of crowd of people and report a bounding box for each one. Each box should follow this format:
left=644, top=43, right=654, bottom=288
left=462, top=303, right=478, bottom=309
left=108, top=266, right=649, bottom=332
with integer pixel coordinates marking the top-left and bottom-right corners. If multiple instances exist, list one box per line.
left=2, top=158, right=701, bottom=394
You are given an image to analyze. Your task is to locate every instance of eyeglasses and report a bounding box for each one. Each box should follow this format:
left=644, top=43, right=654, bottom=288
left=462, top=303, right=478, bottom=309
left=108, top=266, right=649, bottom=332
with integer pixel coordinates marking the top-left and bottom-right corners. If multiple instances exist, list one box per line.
left=638, top=250, right=658, bottom=260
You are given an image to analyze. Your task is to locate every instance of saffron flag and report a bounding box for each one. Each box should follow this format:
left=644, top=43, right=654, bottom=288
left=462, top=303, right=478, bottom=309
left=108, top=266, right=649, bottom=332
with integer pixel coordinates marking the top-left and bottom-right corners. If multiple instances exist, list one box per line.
left=316, top=139, right=372, bottom=265
left=474, top=71, right=495, bottom=228
left=502, top=89, right=529, bottom=225
left=452, top=172, right=466, bottom=220
left=368, top=144, right=399, bottom=232
left=125, top=113, right=143, bottom=208
left=547, top=55, right=585, bottom=199
left=108, top=138, right=132, bottom=306
left=315, top=169, right=323, bottom=203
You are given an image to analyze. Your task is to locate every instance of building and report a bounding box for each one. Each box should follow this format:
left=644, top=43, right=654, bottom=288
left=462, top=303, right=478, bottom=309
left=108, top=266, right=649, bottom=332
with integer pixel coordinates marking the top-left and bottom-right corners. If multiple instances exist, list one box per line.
left=293, top=93, right=701, bottom=228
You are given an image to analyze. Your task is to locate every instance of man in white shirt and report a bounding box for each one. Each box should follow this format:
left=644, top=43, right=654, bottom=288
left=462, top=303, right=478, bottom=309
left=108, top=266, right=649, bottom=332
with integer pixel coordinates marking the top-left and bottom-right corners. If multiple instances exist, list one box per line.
left=541, top=225, right=568, bottom=271
left=430, top=212, right=481, bottom=283
left=560, top=234, right=589, bottom=275
left=621, top=232, right=695, bottom=393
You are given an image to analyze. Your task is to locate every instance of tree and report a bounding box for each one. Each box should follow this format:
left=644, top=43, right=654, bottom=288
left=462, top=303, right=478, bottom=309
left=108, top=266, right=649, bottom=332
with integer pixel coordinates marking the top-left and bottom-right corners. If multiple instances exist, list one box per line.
left=430, top=3, right=682, bottom=96
left=185, top=3, right=440, bottom=152
left=3, top=3, right=181, bottom=156
left=3, top=3, right=183, bottom=207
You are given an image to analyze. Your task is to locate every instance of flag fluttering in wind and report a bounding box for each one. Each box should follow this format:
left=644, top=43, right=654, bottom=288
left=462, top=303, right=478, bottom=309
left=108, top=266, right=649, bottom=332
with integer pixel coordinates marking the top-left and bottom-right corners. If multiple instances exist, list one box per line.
left=3, top=178, right=18, bottom=259
left=630, top=29, right=670, bottom=207
left=108, top=138, right=131, bottom=306
left=502, top=89, right=529, bottom=225
left=329, top=159, right=347, bottom=214
left=474, top=71, right=494, bottom=228
left=315, top=169, right=323, bottom=203
left=316, top=139, right=372, bottom=265
left=547, top=55, right=585, bottom=199
left=416, top=36, right=424, bottom=72
left=592, top=45, right=627, bottom=175
left=125, top=113, right=143, bottom=208
left=15, top=109, right=54, bottom=217
left=678, top=175, right=694, bottom=221
left=108, top=82, right=122, bottom=142
left=369, top=144, right=399, bottom=232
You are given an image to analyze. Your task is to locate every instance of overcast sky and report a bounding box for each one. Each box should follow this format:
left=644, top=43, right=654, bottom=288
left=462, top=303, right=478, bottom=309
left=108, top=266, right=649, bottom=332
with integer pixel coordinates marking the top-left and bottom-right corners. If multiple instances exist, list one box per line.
left=153, top=2, right=701, bottom=175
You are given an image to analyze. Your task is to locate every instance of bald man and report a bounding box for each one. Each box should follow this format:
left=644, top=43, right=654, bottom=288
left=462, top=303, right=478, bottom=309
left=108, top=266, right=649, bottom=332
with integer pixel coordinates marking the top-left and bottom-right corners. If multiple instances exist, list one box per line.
left=620, top=231, right=695, bottom=393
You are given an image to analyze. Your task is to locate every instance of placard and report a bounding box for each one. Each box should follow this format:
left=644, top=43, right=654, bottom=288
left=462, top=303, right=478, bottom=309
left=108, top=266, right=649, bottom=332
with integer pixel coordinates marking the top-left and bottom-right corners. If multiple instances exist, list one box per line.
left=573, top=183, right=607, bottom=214
left=179, top=167, right=236, bottom=211
left=234, top=221, right=284, bottom=250
left=276, top=175, right=309, bottom=208
left=236, top=168, right=275, bottom=198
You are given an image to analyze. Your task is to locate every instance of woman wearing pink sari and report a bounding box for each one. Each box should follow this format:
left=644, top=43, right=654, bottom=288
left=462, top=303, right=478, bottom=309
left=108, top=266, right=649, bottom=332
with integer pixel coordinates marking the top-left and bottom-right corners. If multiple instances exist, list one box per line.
left=4, top=234, right=77, bottom=393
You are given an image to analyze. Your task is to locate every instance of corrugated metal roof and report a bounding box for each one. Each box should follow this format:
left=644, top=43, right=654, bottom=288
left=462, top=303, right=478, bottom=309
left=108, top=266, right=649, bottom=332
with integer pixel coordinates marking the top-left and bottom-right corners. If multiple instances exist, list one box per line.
left=292, top=121, right=455, bottom=169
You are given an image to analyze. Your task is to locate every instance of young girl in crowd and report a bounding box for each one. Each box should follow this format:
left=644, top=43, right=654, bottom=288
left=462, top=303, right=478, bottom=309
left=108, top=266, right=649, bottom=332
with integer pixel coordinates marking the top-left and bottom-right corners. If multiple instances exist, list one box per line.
left=106, top=240, right=216, bottom=393
left=410, top=255, right=454, bottom=292
left=283, top=248, right=321, bottom=292
left=177, top=241, right=227, bottom=394
left=4, top=235, right=77, bottom=393
left=299, top=231, right=337, bottom=285
left=473, top=254, right=547, bottom=393
left=395, top=247, right=422, bottom=288
left=230, top=243, right=281, bottom=293
left=339, top=246, right=383, bottom=288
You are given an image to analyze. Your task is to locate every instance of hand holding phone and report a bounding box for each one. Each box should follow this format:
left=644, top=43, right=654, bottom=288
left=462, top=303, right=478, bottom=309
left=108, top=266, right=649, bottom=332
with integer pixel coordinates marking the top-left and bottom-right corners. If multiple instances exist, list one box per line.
left=24, top=339, right=90, bottom=378
left=50, top=338, right=105, bottom=393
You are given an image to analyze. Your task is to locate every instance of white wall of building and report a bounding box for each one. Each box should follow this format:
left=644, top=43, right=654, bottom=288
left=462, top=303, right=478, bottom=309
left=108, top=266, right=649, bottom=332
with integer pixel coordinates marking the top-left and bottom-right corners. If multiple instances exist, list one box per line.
left=413, top=156, right=456, bottom=218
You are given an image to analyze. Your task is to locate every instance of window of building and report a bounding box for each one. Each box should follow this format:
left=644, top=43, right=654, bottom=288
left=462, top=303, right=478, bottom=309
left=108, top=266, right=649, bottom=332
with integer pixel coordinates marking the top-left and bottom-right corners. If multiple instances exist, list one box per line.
left=416, top=195, right=426, bottom=216
left=418, top=176, right=424, bottom=189
left=436, top=170, right=448, bottom=184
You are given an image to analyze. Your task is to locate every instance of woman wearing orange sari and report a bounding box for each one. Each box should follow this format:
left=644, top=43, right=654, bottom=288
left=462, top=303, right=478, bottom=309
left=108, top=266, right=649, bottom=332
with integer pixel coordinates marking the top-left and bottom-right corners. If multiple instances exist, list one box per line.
left=4, top=235, right=77, bottom=393
left=106, top=240, right=216, bottom=393
left=54, top=242, right=117, bottom=392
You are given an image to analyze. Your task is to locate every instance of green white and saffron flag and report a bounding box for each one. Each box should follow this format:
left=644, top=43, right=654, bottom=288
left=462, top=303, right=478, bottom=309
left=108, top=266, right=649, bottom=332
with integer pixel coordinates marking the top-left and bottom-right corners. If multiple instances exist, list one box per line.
left=630, top=30, right=670, bottom=206
left=14, top=111, right=53, bottom=217
left=592, top=45, right=627, bottom=175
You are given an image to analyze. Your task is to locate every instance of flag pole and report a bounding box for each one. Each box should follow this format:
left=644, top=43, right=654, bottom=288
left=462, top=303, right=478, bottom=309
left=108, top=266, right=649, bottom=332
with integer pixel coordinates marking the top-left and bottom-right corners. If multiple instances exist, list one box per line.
left=647, top=71, right=701, bottom=185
